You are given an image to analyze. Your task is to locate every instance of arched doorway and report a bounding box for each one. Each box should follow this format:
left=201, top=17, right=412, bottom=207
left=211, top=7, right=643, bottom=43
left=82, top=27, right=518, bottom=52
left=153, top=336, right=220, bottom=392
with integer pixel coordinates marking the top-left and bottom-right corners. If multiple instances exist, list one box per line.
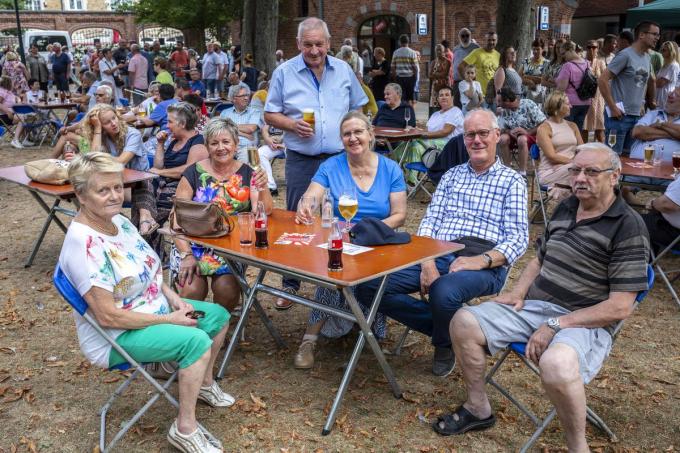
left=357, top=15, right=410, bottom=61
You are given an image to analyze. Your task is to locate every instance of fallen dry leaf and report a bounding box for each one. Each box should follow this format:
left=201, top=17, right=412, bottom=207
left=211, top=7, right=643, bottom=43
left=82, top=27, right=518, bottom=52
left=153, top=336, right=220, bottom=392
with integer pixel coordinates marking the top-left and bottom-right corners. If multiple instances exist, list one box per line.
left=250, top=393, right=266, bottom=409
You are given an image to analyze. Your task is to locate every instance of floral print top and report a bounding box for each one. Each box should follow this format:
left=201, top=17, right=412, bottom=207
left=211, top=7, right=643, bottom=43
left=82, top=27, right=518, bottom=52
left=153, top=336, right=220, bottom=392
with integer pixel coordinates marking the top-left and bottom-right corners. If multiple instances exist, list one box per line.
left=59, top=215, right=170, bottom=368
left=172, top=161, right=254, bottom=276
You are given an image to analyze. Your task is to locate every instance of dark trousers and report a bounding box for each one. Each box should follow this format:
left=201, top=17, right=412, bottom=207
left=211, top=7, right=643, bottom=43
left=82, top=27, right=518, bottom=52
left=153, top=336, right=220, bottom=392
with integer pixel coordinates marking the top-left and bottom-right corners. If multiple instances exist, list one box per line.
left=642, top=210, right=680, bottom=254
left=54, top=72, right=69, bottom=92
left=355, top=253, right=507, bottom=348
left=395, top=75, right=416, bottom=102
left=566, top=104, right=590, bottom=132
left=282, top=149, right=335, bottom=291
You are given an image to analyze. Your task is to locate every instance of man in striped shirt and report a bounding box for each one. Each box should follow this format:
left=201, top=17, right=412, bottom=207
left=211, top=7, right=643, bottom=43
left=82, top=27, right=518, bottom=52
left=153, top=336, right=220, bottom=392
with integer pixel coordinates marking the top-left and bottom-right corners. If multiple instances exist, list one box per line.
left=357, top=109, right=529, bottom=377
left=390, top=34, right=419, bottom=103
left=442, top=143, right=650, bottom=447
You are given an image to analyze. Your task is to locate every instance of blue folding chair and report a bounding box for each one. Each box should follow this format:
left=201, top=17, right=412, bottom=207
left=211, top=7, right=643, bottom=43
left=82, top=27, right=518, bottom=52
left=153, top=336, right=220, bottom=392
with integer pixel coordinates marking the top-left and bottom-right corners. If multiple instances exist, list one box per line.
left=404, top=161, right=434, bottom=200
left=118, top=98, right=130, bottom=108
left=485, top=265, right=655, bottom=452
left=52, top=264, right=222, bottom=452
left=212, top=102, right=233, bottom=117
left=651, top=235, right=680, bottom=309
left=12, top=104, right=56, bottom=147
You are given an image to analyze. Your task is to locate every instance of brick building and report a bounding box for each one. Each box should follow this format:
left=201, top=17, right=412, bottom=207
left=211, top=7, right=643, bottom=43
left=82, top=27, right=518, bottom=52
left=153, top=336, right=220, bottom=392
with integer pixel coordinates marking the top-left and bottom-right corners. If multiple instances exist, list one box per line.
left=249, top=0, right=579, bottom=100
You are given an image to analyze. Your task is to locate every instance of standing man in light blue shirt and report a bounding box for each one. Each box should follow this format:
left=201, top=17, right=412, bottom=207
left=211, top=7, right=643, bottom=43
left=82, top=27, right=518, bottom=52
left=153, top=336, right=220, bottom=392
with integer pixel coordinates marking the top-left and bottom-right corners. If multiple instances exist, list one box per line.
left=264, top=16, right=368, bottom=308
left=202, top=43, right=220, bottom=98
left=220, top=85, right=261, bottom=162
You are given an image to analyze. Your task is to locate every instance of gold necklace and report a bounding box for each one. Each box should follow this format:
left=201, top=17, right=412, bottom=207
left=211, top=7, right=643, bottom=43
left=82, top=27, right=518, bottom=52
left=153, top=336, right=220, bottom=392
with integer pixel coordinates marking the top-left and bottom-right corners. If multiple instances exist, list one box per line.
left=81, top=210, right=118, bottom=236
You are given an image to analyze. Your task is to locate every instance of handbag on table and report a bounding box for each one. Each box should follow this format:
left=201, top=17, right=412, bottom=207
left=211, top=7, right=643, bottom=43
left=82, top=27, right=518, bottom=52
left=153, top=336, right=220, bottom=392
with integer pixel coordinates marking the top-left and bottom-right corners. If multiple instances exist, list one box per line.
left=169, top=197, right=234, bottom=238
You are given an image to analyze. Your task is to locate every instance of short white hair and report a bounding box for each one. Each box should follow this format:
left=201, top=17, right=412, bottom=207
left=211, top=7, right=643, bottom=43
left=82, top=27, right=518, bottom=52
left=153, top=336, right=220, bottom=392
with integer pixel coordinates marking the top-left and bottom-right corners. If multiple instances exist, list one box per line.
left=575, top=142, right=622, bottom=171
left=464, top=109, right=499, bottom=130
left=297, top=17, right=331, bottom=41
left=96, top=84, right=113, bottom=98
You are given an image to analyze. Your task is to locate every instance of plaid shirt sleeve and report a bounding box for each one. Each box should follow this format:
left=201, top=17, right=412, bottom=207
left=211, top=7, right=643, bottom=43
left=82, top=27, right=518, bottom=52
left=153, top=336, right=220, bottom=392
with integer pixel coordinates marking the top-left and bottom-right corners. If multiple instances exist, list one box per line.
left=494, top=176, right=529, bottom=264
left=417, top=168, right=453, bottom=237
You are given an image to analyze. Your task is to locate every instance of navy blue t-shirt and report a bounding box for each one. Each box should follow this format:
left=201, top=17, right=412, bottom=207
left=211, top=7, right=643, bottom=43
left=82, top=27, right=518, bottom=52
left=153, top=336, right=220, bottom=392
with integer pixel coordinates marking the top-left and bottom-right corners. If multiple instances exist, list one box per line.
left=372, top=102, right=416, bottom=128
left=50, top=53, right=70, bottom=74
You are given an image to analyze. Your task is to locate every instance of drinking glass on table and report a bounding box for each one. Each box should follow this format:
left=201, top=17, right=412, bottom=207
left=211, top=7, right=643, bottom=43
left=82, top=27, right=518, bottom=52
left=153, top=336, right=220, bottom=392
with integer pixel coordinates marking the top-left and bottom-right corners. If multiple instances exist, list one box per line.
left=338, top=186, right=358, bottom=232
left=238, top=212, right=254, bottom=246
left=297, top=195, right=318, bottom=225
left=404, top=109, right=412, bottom=130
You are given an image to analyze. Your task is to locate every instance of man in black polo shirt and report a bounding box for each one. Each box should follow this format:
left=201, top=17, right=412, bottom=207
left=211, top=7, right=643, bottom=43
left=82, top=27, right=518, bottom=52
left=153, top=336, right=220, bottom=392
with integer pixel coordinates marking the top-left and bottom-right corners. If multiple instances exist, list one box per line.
left=436, top=143, right=650, bottom=451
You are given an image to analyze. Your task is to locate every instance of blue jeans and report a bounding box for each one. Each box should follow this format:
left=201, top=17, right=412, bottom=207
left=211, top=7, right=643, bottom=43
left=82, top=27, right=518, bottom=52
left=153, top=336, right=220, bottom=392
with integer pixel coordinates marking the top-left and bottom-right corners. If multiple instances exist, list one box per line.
left=204, top=79, right=216, bottom=95
left=355, top=253, right=508, bottom=349
left=604, top=112, right=640, bottom=155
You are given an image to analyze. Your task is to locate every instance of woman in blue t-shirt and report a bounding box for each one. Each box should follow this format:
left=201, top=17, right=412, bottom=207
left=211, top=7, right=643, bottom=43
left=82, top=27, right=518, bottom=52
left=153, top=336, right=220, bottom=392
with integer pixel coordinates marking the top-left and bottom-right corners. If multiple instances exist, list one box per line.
left=292, top=111, right=407, bottom=370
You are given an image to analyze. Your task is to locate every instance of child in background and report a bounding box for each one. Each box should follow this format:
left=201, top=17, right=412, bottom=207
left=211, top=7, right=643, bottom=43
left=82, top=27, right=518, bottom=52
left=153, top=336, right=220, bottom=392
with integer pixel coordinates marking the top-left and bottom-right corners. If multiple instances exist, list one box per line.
left=458, top=65, right=483, bottom=114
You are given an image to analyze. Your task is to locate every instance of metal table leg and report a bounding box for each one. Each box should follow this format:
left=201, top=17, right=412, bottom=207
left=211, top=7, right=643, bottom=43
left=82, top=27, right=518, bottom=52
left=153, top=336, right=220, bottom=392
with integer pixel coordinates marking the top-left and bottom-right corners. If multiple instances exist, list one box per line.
left=229, top=262, right=287, bottom=349
left=216, top=265, right=266, bottom=379
left=321, top=276, right=402, bottom=435
left=25, top=193, right=75, bottom=268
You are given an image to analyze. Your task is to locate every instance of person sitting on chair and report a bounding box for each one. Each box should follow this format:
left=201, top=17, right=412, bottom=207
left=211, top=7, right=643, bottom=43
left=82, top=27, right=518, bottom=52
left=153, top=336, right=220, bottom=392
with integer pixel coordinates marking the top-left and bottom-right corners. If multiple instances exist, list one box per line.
left=497, top=87, right=546, bottom=176
left=535, top=91, right=583, bottom=201
left=59, top=152, right=234, bottom=453
left=292, top=111, right=407, bottom=369
left=629, top=86, right=680, bottom=163
left=441, top=143, right=650, bottom=450
left=356, top=109, right=529, bottom=377
left=372, top=82, right=416, bottom=128
left=393, top=85, right=464, bottom=184
left=633, top=176, right=680, bottom=254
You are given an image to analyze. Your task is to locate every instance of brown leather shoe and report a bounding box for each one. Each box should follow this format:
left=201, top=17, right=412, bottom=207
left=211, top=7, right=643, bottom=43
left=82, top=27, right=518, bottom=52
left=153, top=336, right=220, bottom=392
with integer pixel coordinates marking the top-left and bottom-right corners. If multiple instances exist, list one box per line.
left=275, top=287, right=296, bottom=310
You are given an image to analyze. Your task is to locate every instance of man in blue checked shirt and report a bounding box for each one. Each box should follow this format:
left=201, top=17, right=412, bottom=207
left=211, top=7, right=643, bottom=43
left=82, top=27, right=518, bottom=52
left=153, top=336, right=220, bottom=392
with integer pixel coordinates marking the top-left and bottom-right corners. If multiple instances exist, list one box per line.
left=357, top=109, right=529, bottom=377
left=220, top=84, right=261, bottom=162
left=264, top=17, right=368, bottom=309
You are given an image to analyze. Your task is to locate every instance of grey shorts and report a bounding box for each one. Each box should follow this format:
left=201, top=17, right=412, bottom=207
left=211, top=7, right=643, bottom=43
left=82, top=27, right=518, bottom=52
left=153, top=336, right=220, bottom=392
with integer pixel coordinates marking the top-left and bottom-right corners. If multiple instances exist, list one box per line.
left=463, top=300, right=613, bottom=383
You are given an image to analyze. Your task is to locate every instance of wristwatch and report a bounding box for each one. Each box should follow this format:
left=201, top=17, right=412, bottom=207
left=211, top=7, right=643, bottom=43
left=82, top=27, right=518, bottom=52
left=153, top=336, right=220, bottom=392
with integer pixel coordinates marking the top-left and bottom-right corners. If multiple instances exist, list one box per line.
left=482, top=253, right=493, bottom=268
left=178, top=251, right=192, bottom=260
left=547, top=317, right=561, bottom=333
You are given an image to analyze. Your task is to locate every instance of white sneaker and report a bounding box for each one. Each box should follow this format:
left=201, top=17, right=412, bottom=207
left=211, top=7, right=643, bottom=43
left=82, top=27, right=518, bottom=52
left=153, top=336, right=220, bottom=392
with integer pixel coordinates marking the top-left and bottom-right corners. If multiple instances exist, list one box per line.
left=197, top=381, right=235, bottom=407
left=167, top=420, right=222, bottom=453
left=22, top=139, right=35, bottom=146
left=10, top=139, right=23, bottom=149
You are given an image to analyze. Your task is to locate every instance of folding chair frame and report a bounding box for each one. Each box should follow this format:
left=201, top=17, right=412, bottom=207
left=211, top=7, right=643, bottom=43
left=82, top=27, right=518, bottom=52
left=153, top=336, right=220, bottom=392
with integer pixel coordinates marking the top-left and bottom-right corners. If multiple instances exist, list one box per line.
left=12, top=105, right=55, bottom=147
left=52, top=265, right=222, bottom=452
left=405, top=162, right=434, bottom=201
left=651, top=234, right=680, bottom=308
left=529, top=144, right=549, bottom=228
left=484, top=265, right=654, bottom=452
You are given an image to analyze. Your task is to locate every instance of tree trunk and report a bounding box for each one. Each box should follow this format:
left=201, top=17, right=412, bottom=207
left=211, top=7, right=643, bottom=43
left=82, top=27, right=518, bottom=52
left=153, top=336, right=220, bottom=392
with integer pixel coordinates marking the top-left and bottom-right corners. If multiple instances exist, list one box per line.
left=254, top=0, right=279, bottom=79
left=241, top=0, right=256, bottom=64
left=183, top=28, right=206, bottom=54
left=496, top=0, right=534, bottom=62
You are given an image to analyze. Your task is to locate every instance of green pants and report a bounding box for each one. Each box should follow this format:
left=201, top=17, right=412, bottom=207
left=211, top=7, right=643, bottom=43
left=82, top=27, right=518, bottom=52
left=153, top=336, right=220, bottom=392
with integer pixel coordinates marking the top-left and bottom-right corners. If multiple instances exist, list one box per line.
left=108, top=300, right=230, bottom=370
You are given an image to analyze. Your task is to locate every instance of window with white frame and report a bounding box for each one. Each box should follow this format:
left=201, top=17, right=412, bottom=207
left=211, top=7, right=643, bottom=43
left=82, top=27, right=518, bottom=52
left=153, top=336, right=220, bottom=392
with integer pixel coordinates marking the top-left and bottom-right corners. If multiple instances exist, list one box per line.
left=26, top=0, right=42, bottom=11
left=66, top=0, right=86, bottom=10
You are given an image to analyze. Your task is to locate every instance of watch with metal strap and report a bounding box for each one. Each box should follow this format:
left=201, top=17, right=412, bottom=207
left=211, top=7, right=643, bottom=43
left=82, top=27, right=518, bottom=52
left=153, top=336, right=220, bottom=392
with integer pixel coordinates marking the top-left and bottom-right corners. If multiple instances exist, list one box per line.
left=482, top=253, right=493, bottom=268
left=178, top=251, right=192, bottom=260
left=547, top=317, right=561, bottom=333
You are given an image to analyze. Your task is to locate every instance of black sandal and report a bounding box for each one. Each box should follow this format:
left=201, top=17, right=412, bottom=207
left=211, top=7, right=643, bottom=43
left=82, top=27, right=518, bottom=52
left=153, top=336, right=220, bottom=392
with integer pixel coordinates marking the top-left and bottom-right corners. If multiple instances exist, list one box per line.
left=432, top=405, right=496, bottom=436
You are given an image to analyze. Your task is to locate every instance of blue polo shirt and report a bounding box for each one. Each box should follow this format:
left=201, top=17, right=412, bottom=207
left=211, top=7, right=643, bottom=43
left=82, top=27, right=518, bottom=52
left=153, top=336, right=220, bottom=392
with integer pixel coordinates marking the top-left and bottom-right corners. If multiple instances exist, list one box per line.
left=265, top=54, right=367, bottom=156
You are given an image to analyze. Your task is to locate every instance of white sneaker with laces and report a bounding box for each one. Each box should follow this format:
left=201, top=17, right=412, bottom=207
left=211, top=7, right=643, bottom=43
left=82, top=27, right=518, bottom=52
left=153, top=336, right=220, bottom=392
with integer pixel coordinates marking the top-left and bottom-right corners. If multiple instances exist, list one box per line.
left=10, top=139, right=23, bottom=149
left=197, top=381, right=235, bottom=407
left=22, top=139, right=35, bottom=146
left=167, top=420, right=222, bottom=453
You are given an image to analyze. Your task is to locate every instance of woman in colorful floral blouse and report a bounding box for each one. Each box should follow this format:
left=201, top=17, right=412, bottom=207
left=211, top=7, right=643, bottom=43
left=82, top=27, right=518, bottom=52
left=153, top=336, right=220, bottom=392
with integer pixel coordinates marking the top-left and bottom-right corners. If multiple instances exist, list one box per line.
left=172, top=117, right=272, bottom=310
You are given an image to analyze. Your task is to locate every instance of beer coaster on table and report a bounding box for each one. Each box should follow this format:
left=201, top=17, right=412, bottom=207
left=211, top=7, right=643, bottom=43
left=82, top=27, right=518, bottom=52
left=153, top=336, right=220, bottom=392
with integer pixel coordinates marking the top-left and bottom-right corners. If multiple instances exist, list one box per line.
left=274, top=232, right=316, bottom=245
left=625, top=162, right=654, bottom=169
left=317, top=242, right=373, bottom=255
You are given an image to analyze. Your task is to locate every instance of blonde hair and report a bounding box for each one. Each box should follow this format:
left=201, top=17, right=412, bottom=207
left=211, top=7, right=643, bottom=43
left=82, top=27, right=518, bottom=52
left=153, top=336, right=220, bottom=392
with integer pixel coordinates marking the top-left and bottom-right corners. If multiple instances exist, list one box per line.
left=544, top=91, right=569, bottom=117
left=561, top=40, right=581, bottom=62
left=5, top=51, right=18, bottom=61
left=68, top=152, right=124, bottom=194
left=82, top=104, right=129, bottom=153
left=661, top=41, right=680, bottom=66
left=203, top=117, right=240, bottom=147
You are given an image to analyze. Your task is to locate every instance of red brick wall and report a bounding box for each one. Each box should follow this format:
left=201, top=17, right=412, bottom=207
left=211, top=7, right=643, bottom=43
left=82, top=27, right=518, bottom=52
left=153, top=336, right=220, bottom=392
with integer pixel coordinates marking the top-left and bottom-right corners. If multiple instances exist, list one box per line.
left=233, top=0, right=579, bottom=100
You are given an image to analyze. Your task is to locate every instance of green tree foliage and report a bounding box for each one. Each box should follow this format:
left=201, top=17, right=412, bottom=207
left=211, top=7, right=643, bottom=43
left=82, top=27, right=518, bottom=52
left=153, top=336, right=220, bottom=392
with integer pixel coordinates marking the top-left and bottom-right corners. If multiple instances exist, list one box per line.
left=0, top=0, right=26, bottom=9
left=117, top=0, right=241, bottom=45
